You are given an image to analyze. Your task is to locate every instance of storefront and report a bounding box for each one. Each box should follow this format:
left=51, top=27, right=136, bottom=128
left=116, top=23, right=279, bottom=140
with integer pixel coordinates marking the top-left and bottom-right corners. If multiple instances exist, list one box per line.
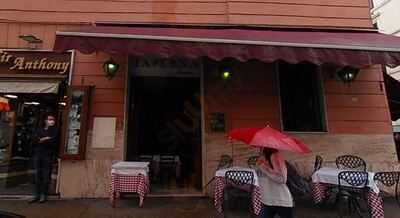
left=1, top=25, right=400, bottom=199
left=0, top=49, right=72, bottom=195
left=50, top=26, right=400, bottom=198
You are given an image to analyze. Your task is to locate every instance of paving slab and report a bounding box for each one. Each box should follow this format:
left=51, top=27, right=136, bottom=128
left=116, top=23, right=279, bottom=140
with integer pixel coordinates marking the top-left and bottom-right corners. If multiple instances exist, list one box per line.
left=0, top=197, right=398, bottom=218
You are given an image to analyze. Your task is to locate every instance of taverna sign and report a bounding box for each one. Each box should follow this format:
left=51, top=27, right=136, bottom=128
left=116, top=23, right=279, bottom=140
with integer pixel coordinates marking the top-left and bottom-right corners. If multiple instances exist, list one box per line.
left=0, top=50, right=72, bottom=75
left=129, top=56, right=201, bottom=77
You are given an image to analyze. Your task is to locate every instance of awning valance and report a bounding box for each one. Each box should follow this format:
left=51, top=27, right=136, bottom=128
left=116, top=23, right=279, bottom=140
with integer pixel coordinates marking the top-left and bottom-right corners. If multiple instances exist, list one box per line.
left=54, top=26, right=400, bottom=66
left=0, top=81, right=59, bottom=94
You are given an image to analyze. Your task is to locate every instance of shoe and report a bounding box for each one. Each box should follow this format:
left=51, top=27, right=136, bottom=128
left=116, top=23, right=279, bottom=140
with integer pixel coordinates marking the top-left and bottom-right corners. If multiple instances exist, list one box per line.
left=28, top=198, right=40, bottom=204
left=39, top=195, right=48, bottom=203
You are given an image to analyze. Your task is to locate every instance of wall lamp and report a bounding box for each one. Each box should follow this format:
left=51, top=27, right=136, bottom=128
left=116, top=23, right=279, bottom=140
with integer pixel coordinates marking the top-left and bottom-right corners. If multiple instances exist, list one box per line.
left=337, top=66, right=359, bottom=84
left=103, top=58, right=119, bottom=80
left=219, top=60, right=234, bottom=82
left=221, top=67, right=233, bottom=80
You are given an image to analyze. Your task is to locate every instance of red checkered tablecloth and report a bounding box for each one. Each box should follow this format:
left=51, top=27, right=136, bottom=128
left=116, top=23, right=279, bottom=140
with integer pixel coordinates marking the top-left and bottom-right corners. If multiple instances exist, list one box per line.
left=311, top=182, right=384, bottom=218
left=214, top=176, right=262, bottom=215
left=110, top=173, right=150, bottom=208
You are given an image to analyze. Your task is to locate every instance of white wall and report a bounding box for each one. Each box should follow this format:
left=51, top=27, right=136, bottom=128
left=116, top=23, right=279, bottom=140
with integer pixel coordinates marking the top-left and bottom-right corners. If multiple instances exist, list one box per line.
left=371, top=0, right=400, bottom=79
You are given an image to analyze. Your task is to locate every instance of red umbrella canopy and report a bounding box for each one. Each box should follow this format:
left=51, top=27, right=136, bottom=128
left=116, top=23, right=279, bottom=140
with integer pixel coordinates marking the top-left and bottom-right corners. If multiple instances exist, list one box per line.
left=227, top=126, right=311, bottom=154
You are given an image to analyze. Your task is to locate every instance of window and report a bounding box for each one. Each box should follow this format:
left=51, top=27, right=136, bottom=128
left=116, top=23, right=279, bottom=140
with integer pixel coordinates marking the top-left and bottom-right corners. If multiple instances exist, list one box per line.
left=279, top=62, right=326, bottom=132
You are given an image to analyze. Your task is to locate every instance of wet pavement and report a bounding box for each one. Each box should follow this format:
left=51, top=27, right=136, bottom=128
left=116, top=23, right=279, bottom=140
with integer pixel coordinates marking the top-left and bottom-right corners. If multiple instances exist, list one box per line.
left=0, top=196, right=399, bottom=218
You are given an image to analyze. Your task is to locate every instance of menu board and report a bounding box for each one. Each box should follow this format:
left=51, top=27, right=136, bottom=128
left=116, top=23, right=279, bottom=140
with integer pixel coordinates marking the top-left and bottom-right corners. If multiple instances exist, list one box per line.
left=65, top=90, right=83, bottom=154
left=61, top=86, right=90, bottom=160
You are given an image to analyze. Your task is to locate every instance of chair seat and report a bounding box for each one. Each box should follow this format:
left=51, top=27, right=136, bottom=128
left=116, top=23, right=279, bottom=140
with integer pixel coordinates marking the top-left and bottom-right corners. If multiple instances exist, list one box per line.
left=224, top=187, right=252, bottom=211
left=223, top=170, right=255, bottom=214
left=335, top=171, right=369, bottom=217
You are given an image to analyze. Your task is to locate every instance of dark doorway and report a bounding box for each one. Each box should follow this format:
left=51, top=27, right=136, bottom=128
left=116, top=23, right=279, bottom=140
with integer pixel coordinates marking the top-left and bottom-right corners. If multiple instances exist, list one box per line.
left=127, top=76, right=202, bottom=195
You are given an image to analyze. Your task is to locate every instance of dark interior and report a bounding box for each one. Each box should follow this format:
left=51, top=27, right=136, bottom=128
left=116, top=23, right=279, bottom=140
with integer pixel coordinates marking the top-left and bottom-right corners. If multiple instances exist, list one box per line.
left=127, top=76, right=202, bottom=193
left=279, top=62, right=326, bottom=132
left=0, top=93, right=62, bottom=195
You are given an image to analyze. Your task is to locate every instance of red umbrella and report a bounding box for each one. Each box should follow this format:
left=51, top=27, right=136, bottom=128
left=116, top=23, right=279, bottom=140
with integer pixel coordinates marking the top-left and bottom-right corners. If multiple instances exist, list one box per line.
left=227, top=126, right=311, bottom=154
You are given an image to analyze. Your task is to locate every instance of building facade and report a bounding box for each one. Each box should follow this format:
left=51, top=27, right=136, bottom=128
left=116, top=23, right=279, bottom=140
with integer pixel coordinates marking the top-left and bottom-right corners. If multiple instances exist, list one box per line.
left=371, top=0, right=400, bottom=79
left=371, top=0, right=400, bottom=159
left=1, top=0, right=399, bottom=198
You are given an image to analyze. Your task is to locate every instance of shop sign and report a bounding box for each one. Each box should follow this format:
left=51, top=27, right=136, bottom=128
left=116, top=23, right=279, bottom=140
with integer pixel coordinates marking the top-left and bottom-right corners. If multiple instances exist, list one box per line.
left=0, top=50, right=72, bottom=76
left=130, top=56, right=201, bottom=77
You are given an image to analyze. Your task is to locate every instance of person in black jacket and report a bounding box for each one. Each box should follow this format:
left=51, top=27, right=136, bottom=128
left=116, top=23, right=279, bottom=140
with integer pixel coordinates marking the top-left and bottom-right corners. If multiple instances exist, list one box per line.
left=28, top=114, right=58, bottom=203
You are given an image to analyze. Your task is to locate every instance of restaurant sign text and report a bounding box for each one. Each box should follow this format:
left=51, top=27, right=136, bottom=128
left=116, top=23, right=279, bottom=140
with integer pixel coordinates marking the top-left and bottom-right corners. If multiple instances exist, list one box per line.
left=0, top=50, right=72, bottom=75
left=129, top=56, right=201, bottom=77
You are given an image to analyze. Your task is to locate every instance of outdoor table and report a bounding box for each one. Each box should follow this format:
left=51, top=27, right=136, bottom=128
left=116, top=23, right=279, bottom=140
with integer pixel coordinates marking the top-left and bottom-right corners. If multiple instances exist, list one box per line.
left=214, top=166, right=262, bottom=216
left=311, top=167, right=384, bottom=218
left=110, top=161, right=150, bottom=208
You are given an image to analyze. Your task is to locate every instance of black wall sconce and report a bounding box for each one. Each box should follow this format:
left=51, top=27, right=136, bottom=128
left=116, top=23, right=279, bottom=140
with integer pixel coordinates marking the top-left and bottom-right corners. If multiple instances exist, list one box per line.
left=103, top=58, right=119, bottom=80
left=337, top=66, right=359, bottom=84
left=218, top=59, right=234, bottom=82
left=221, top=66, right=233, bottom=80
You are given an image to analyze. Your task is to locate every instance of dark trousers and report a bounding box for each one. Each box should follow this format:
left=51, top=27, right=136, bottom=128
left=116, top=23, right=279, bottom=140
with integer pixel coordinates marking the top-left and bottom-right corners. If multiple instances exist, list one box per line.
left=259, top=204, right=294, bottom=218
left=33, top=153, right=52, bottom=198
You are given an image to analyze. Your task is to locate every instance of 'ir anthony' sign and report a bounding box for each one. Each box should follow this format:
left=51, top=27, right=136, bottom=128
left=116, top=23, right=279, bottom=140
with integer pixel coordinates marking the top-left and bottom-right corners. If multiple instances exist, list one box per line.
left=0, top=50, right=72, bottom=76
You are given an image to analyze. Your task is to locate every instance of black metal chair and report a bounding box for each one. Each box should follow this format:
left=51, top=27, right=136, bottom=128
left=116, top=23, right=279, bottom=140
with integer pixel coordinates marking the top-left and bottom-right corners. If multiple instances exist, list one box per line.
left=247, top=155, right=259, bottom=169
left=336, top=171, right=369, bottom=218
left=204, top=155, right=233, bottom=189
left=223, top=170, right=255, bottom=215
left=374, top=171, right=400, bottom=207
left=336, top=155, right=367, bottom=171
left=159, top=155, right=180, bottom=185
left=307, top=155, right=323, bottom=182
left=135, top=155, right=154, bottom=181
left=217, top=155, right=233, bottom=170
left=314, top=155, right=323, bottom=173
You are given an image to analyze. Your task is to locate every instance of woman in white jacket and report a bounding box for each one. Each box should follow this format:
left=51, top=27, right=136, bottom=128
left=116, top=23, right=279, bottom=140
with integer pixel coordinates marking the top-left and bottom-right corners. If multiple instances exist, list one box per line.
left=257, top=148, right=294, bottom=218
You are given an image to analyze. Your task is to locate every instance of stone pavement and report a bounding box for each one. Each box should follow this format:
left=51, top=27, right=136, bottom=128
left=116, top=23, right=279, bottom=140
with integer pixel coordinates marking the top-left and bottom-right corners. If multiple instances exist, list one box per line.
left=0, top=196, right=399, bottom=218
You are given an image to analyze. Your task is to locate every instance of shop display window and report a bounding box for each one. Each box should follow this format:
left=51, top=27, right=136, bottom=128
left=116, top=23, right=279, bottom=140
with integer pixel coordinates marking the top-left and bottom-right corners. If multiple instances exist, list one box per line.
left=0, top=93, right=61, bottom=194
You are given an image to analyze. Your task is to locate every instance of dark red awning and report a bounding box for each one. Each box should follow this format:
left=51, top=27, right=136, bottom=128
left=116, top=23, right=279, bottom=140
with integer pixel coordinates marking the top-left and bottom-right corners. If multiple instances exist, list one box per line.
left=54, top=26, right=400, bottom=66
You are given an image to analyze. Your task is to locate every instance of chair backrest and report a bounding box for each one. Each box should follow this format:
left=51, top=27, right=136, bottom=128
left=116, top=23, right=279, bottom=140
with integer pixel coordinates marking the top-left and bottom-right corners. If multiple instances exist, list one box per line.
left=217, top=155, right=233, bottom=170
left=336, top=155, right=367, bottom=171
left=314, top=155, right=323, bottom=172
left=138, top=155, right=153, bottom=162
left=159, top=155, right=176, bottom=165
left=247, top=156, right=259, bottom=168
left=225, top=170, right=254, bottom=187
left=374, top=171, right=400, bottom=207
left=374, top=172, right=400, bottom=201
left=338, top=171, right=369, bottom=189
left=374, top=172, right=400, bottom=188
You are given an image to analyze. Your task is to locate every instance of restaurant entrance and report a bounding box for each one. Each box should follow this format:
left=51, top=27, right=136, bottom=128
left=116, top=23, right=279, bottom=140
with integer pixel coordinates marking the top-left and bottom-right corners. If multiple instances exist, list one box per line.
left=0, top=93, right=64, bottom=195
left=126, top=56, right=203, bottom=195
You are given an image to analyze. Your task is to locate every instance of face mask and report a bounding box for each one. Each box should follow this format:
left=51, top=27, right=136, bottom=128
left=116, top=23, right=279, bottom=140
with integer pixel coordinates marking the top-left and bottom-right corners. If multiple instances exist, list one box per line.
left=47, top=120, right=56, bottom=127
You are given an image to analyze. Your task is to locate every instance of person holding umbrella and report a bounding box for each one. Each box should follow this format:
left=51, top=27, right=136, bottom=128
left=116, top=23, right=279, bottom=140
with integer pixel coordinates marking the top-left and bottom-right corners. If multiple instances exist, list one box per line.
left=228, top=126, right=311, bottom=218
left=256, top=148, right=294, bottom=218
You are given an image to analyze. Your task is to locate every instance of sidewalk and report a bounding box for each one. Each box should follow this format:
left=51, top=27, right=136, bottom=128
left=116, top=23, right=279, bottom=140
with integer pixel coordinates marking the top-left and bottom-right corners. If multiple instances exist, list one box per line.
left=0, top=197, right=398, bottom=218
